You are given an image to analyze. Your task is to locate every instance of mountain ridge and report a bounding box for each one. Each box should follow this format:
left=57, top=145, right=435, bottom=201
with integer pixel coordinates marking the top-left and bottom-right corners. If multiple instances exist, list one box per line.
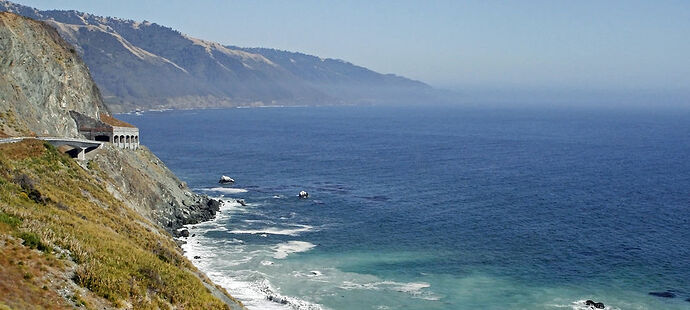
left=0, top=0, right=436, bottom=112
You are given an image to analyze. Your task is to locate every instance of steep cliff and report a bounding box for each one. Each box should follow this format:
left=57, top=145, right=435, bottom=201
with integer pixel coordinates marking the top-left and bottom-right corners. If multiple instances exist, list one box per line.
left=0, top=12, right=243, bottom=309
left=89, top=144, right=222, bottom=235
left=0, top=11, right=109, bottom=137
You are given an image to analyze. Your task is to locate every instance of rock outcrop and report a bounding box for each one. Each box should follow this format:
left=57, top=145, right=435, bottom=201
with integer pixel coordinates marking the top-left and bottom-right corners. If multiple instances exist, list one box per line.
left=89, top=144, right=222, bottom=236
left=0, top=11, right=109, bottom=137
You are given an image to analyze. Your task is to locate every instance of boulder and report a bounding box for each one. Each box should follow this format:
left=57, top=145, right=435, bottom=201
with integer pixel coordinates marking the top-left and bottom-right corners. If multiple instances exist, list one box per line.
left=236, top=199, right=247, bottom=206
left=206, top=198, right=221, bottom=212
left=180, top=229, right=190, bottom=237
left=193, top=255, right=201, bottom=259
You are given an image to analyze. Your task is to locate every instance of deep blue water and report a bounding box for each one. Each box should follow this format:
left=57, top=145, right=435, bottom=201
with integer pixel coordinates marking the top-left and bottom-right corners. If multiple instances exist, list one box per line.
left=120, top=105, right=690, bottom=309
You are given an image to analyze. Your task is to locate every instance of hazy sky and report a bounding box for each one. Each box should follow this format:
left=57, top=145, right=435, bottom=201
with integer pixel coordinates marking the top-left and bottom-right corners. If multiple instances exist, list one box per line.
left=14, top=0, right=690, bottom=95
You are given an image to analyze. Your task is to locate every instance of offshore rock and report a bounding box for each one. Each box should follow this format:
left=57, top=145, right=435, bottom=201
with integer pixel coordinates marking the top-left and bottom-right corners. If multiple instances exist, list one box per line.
left=219, top=175, right=234, bottom=184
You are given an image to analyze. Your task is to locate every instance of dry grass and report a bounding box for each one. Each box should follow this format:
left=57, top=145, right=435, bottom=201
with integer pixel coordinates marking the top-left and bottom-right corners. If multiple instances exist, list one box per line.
left=0, top=142, right=233, bottom=309
left=0, top=234, right=72, bottom=309
left=0, top=139, right=46, bottom=160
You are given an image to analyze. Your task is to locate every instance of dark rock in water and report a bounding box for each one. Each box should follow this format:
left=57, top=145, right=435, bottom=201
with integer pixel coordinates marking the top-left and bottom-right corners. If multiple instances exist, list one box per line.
left=207, top=198, right=221, bottom=211
left=649, top=291, right=675, bottom=298
left=193, top=255, right=201, bottom=259
left=298, top=190, right=309, bottom=199
left=219, top=176, right=234, bottom=184
left=191, top=234, right=196, bottom=237
left=168, top=197, right=222, bottom=235
left=236, top=199, right=247, bottom=206
left=180, top=229, right=190, bottom=237
left=267, top=295, right=289, bottom=304
left=585, top=300, right=605, bottom=309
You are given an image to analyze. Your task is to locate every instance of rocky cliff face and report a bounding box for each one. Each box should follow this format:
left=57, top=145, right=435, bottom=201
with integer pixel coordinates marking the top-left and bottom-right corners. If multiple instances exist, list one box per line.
left=89, top=144, right=221, bottom=236
left=0, top=0, right=435, bottom=112
left=0, top=10, right=222, bottom=237
left=0, top=11, right=109, bottom=137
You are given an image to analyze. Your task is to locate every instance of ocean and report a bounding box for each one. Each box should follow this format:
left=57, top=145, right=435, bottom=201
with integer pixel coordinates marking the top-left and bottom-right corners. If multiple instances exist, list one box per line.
left=119, top=104, right=690, bottom=310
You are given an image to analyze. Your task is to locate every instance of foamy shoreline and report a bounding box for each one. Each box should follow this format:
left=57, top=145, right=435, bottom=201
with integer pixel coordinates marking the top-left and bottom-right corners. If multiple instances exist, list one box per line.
left=180, top=197, right=326, bottom=310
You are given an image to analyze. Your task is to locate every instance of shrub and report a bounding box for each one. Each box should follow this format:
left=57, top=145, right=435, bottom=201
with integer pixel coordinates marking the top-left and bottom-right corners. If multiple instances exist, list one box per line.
left=13, top=173, right=47, bottom=204
left=0, top=211, right=21, bottom=227
left=13, top=173, right=35, bottom=191
left=19, top=232, right=51, bottom=253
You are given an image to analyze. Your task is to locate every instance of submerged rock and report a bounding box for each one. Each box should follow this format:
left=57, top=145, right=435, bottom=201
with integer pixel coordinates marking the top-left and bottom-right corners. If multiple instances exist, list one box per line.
left=649, top=291, right=675, bottom=298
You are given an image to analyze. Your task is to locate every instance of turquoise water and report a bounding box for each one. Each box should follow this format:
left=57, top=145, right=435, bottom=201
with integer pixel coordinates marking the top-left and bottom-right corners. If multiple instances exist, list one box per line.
left=120, top=105, right=690, bottom=309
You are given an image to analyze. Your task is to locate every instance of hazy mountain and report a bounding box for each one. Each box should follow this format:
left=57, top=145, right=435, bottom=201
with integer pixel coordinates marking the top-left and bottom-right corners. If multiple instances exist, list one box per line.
left=1, top=1, right=435, bottom=112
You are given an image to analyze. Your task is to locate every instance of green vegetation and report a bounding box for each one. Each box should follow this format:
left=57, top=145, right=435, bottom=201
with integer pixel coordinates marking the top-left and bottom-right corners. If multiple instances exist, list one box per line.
left=0, top=140, right=237, bottom=309
left=19, top=231, right=51, bottom=253
left=0, top=211, right=21, bottom=227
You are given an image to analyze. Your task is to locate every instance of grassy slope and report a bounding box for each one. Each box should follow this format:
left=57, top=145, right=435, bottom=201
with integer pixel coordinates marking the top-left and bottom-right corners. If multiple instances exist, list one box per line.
left=0, top=140, right=240, bottom=309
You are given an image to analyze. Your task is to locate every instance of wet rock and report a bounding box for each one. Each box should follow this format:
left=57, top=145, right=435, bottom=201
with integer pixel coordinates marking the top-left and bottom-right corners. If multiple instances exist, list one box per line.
left=180, top=229, right=190, bottom=237
left=236, top=199, right=247, bottom=206
left=649, top=291, right=675, bottom=298
left=218, top=175, right=234, bottom=184
left=206, top=198, right=221, bottom=212
left=193, top=255, right=201, bottom=259
left=267, top=295, right=289, bottom=304
left=585, top=300, right=605, bottom=309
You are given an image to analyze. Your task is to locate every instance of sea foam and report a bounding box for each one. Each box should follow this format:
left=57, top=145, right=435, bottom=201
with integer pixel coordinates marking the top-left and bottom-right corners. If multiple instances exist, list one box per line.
left=273, top=241, right=316, bottom=259
left=203, top=187, right=249, bottom=194
left=229, top=224, right=314, bottom=236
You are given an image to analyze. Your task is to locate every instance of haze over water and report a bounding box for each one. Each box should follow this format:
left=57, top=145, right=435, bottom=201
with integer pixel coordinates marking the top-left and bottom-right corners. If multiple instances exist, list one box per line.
left=121, top=105, right=690, bottom=309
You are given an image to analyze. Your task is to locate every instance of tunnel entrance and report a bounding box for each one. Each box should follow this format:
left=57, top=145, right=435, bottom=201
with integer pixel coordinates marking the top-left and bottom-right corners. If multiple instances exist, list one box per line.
left=94, top=135, right=110, bottom=142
